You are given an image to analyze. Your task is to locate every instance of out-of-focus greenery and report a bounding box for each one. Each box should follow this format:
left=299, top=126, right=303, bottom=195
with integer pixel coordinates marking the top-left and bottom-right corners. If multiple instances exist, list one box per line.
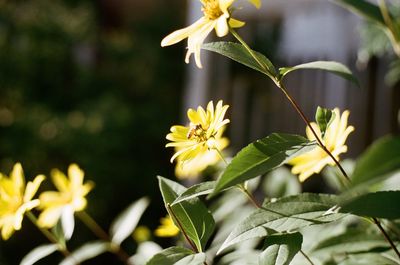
left=0, top=0, right=185, bottom=263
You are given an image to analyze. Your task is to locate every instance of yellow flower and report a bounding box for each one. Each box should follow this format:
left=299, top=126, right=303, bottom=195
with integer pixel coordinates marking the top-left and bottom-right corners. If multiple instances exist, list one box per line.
left=154, top=215, right=180, bottom=237
left=166, top=100, right=230, bottom=167
left=289, top=108, right=354, bottom=182
left=161, top=0, right=261, bottom=68
left=0, top=163, right=45, bottom=240
left=175, top=131, right=229, bottom=179
left=133, top=225, right=151, bottom=243
left=37, top=164, right=94, bottom=228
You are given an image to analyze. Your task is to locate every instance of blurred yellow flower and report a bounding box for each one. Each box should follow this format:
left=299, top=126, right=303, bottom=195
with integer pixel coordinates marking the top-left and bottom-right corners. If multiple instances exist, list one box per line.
left=37, top=164, right=93, bottom=228
left=289, top=108, right=354, bottom=182
left=161, top=0, right=261, bottom=68
left=133, top=225, right=151, bottom=243
left=154, top=215, right=180, bottom=237
left=0, top=163, right=45, bottom=240
left=166, top=100, right=230, bottom=168
left=175, top=131, right=229, bottom=179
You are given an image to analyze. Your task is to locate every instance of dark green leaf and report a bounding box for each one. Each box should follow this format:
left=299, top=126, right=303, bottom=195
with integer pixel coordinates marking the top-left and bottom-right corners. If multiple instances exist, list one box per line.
left=145, top=247, right=194, bottom=265
left=211, top=133, right=315, bottom=196
left=340, top=191, right=400, bottom=219
left=312, top=229, right=389, bottom=254
left=279, top=61, right=359, bottom=87
left=259, top=233, right=303, bottom=265
left=332, top=0, right=385, bottom=26
left=315, top=107, right=336, bottom=138
left=218, top=193, right=344, bottom=253
left=202, top=42, right=277, bottom=78
left=350, top=136, right=400, bottom=187
left=172, top=181, right=216, bottom=205
left=158, top=176, right=215, bottom=252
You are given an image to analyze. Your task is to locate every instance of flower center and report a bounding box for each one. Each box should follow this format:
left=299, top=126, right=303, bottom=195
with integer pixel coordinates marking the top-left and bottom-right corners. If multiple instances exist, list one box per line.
left=187, top=124, right=208, bottom=142
left=201, top=0, right=223, bottom=20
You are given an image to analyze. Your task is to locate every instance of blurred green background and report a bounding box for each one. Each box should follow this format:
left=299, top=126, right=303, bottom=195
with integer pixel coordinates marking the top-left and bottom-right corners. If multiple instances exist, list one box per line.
left=0, top=0, right=186, bottom=263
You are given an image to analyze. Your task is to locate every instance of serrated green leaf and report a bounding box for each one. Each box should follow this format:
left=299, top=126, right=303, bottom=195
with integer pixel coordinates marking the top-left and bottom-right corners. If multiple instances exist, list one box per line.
left=218, top=193, right=344, bottom=253
left=172, top=181, right=216, bottom=205
left=351, top=136, right=400, bottom=187
left=59, top=241, right=110, bottom=265
left=211, top=133, right=315, bottom=196
left=20, top=244, right=58, bottom=265
left=202, top=42, right=277, bottom=78
left=279, top=61, right=359, bottom=87
left=340, top=191, right=400, bottom=219
left=110, top=197, right=150, bottom=245
left=332, top=0, right=385, bottom=26
left=315, top=107, right=336, bottom=138
left=145, top=247, right=194, bottom=265
left=259, top=233, right=303, bottom=265
left=312, top=229, right=389, bottom=254
left=158, top=176, right=215, bottom=252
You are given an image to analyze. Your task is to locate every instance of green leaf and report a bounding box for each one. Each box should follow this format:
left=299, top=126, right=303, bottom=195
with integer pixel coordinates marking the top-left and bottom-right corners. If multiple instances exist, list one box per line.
left=145, top=247, right=194, bottom=265
left=350, top=136, right=400, bottom=187
left=340, top=191, right=400, bottom=219
left=202, top=42, right=277, bottom=78
left=332, top=0, right=385, bottom=27
left=158, top=176, right=215, bottom=252
left=110, top=197, right=150, bottom=245
left=262, top=167, right=301, bottom=198
left=172, top=181, right=216, bottom=205
left=59, top=241, right=110, bottom=265
left=175, top=253, right=207, bottom=265
left=211, top=133, right=315, bottom=196
left=20, top=244, right=58, bottom=265
left=259, top=233, right=303, bottom=265
left=218, top=193, right=344, bottom=253
left=315, top=107, right=336, bottom=138
left=279, top=61, right=359, bottom=87
left=338, top=253, right=400, bottom=265
left=312, top=229, right=389, bottom=254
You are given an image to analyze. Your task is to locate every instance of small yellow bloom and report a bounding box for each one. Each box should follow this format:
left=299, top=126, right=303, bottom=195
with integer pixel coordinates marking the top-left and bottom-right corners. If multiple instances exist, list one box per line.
left=154, top=215, right=180, bottom=237
left=166, top=100, right=230, bottom=168
left=37, top=164, right=93, bottom=228
left=0, top=163, right=45, bottom=240
left=133, top=225, right=151, bottom=243
left=289, top=108, right=354, bottom=182
left=175, top=131, right=229, bottom=179
left=161, top=0, right=261, bottom=68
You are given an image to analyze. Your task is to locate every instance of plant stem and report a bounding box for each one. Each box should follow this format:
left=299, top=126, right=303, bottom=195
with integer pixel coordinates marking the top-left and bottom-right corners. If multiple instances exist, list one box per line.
left=77, top=211, right=133, bottom=265
left=378, top=0, right=400, bottom=58
left=300, top=250, right=315, bottom=265
left=230, top=28, right=400, bottom=261
left=26, top=211, right=72, bottom=258
left=238, top=184, right=261, bottom=208
left=214, top=147, right=228, bottom=165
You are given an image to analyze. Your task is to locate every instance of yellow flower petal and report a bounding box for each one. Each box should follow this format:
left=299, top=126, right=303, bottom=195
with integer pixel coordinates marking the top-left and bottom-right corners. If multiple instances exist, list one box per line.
left=23, top=174, right=45, bottom=203
left=154, top=216, right=180, bottom=237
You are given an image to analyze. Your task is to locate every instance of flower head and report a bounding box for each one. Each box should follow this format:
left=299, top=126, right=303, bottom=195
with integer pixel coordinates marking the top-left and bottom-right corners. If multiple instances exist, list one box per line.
left=166, top=100, right=230, bottom=168
left=161, top=0, right=261, bottom=68
left=289, top=108, right=354, bottom=182
left=0, top=163, right=45, bottom=240
left=37, top=164, right=93, bottom=228
left=154, top=215, right=180, bottom=237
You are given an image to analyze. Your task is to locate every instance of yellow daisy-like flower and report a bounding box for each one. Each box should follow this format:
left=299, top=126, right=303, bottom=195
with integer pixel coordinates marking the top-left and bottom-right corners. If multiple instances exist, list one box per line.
left=175, top=131, right=229, bottom=179
left=161, top=0, right=261, bottom=68
left=289, top=108, right=355, bottom=182
left=166, top=100, right=230, bottom=168
left=0, top=163, right=45, bottom=240
left=37, top=164, right=94, bottom=228
left=154, top=215, right=180, bottom=237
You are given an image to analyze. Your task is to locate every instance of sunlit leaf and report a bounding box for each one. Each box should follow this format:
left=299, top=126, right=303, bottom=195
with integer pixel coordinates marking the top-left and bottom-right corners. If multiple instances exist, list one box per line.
left=172, top=181, right=216, bottom=205
left=20, top=244, right=58, bottom=265
left=218, top=193, right=344, bottom=253
left=338, top=253, right=400, bottom=265
left=158, top=176, right=215, bottom=252
left=211, top=133, right=315, bottom=196
left=59, top=241, right=110, bottom=265
left=259, top=232, right=303, bottom=265
left=145, top=247, right=194, bottom=265
left=61, top=205, right=74, bottom=241
left=202, top=42, right=277, bottom=79
left=110, top=197, right=150, bottom=245
left=279, top=61, right=359, bottom=87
